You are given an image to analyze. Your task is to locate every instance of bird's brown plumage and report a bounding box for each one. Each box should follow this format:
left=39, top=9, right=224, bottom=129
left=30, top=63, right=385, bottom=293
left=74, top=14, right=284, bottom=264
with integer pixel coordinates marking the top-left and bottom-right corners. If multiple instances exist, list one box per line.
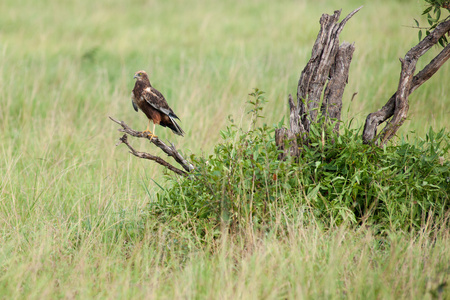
left=131, top=70, right=184, bottom=138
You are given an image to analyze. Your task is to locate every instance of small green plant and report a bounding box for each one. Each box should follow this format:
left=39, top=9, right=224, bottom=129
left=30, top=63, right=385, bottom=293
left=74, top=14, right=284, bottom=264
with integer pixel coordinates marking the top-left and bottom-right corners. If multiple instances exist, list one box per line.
left=415, top=0, right=450, bottom=46
left=247, top=88, right=268, bottom=130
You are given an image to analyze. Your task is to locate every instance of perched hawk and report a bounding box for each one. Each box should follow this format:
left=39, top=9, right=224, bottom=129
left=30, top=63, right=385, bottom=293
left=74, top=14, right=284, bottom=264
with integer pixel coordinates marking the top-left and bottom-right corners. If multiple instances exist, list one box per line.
left=131, top=70, right=184, bottom=139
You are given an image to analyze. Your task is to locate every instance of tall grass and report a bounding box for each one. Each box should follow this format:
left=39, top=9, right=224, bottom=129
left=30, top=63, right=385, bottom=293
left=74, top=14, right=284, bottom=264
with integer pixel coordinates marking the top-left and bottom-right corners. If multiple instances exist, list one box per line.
left=0, top=216, right=449, bottom=298
left=0, top=0, right=449, bottom=298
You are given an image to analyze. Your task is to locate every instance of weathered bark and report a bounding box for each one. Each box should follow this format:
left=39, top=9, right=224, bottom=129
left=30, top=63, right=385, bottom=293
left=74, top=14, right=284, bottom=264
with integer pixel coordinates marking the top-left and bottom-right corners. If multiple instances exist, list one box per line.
left=110, top=116, right=194, bottom=176
left=116, top=134, right=189, bottom=177
left=362, top=19, right=450, bottom=145
left=276, top=7, right=361, bottom=159
left=288, top=94, right=304, bottom=137
left=297, top=7, right=361, bottom=132
left=321, top=42, right=355, bottom=133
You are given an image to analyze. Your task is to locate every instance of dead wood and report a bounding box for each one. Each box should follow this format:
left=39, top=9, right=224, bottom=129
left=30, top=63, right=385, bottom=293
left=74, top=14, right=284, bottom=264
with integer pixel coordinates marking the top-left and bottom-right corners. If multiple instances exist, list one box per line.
left=297, top=7, right=361, bottom=132
left=275, top=7, right=361, bottom=159
left=321, top=41, right=355, bottom=134
left=110, top=116, right=194, bottom=176
left=362, top=19, right=450, bottom=145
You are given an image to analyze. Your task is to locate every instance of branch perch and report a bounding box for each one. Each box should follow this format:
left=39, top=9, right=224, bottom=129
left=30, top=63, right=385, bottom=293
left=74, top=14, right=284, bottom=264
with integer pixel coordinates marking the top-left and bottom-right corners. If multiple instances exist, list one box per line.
left=110, top=116, right=194, bottom=176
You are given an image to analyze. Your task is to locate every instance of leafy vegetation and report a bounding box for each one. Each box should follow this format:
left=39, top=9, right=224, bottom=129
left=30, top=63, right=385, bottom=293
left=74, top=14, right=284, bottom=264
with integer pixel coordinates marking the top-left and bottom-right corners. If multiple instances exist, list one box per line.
left=153, top=91, right=450, bottom=238
left=415, top=0, right=450, bottom=46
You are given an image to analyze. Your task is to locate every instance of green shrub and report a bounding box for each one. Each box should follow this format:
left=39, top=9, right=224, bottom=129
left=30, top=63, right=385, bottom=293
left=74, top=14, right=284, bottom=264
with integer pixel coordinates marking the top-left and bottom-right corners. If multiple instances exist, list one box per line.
left=149, top=90, right=450, bottom=238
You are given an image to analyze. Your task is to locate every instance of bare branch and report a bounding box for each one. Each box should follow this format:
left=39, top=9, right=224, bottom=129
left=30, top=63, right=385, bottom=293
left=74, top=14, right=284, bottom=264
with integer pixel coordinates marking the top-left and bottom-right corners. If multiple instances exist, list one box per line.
left=335, top=6, right=363, bottom=37
left=363, top=19, right=450, bottom=145
left=110, top=116, right=194, bottom=174
left=410, top=41, right=450, bottom=94
left=116, top=134, right=189, bottom=177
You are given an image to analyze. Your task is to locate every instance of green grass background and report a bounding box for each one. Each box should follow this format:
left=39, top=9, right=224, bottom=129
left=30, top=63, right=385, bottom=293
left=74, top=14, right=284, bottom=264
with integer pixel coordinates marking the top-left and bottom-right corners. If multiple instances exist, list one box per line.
left=0, top=0, right=449, bottom=298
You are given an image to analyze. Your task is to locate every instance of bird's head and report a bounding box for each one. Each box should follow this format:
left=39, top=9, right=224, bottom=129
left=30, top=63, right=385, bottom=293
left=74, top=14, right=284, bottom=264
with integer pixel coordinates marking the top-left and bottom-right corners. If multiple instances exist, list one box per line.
left=133, top=70, right=149, bottom=81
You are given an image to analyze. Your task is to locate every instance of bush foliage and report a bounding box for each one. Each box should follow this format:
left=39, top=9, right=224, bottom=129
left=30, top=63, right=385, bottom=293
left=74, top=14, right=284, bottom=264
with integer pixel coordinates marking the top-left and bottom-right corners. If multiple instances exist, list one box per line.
left=150, top=91, right=450, bottom=237
left=416, top=0, right=450, bottom=46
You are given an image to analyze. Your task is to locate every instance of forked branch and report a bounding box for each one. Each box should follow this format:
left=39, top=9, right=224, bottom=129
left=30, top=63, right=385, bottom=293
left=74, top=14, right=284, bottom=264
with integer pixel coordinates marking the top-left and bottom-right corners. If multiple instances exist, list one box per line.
left=362, top=18, right=450, bottom=145
left=110, top=116, right=194, bottom=176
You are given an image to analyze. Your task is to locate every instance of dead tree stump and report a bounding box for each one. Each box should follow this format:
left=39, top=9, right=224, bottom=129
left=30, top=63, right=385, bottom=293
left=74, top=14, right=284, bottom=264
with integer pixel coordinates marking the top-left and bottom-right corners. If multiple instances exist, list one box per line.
left=276, top=6, right=450, bottom=156
left=275, top=7, right=361, bottom=160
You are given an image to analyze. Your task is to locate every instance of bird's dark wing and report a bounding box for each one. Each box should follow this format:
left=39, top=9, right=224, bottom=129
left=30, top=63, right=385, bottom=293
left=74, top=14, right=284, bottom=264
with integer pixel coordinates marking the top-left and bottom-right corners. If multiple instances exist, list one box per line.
left=132, top=100, right=139, bottom=112
left=131, top=93, right=139, bottom=112
left=142, top=87, right=180, bottom=119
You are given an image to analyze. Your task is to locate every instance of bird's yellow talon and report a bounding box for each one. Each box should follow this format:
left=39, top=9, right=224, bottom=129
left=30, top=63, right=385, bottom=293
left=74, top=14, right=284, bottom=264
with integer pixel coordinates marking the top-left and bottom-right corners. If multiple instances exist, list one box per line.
left=142, top=130, right=157, bottom=140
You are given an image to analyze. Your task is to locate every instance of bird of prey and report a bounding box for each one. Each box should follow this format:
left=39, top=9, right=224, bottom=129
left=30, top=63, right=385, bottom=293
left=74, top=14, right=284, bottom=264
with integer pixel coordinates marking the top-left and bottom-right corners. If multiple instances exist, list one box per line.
left=131, top=70, right=184, bottom=139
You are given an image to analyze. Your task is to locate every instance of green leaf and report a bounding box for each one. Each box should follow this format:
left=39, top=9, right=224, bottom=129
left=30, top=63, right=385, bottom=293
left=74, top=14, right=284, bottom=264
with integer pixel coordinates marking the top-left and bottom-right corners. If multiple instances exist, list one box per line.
left=307, top=184, right=321, bottom=199
left=422, top=6, right=433, bottom=15
left=435, top=7, right=441, bottom=22
left=441, top=34, right=449, bottom=46
left=419, top=30, right=423, bottom=41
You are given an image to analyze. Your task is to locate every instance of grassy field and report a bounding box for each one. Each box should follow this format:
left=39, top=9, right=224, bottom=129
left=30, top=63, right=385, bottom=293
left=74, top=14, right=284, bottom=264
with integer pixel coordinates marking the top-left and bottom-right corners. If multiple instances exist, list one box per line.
left=0, top=0, right=449, bottom=298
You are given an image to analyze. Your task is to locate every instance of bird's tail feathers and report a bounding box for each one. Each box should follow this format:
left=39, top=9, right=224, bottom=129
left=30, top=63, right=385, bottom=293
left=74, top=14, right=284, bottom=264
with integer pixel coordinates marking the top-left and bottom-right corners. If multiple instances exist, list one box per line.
left=169, top=115, right=185, bottom=136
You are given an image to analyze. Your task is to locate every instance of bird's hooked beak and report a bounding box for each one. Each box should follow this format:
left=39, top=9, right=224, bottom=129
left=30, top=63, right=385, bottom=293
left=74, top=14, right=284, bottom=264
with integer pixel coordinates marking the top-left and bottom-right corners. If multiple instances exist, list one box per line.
left=133, top=74, right=138, bottom=79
